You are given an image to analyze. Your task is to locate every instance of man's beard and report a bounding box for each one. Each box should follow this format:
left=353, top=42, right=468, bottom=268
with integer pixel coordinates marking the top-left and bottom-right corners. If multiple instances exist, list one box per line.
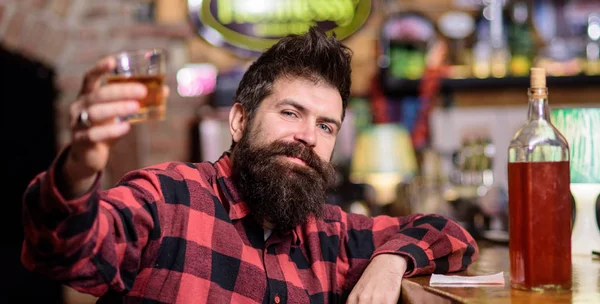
left=231, top=131, right=337, bottom=232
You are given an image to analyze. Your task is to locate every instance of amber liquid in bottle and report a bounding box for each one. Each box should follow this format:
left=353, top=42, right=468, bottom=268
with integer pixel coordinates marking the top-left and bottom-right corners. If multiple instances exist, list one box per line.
left=507, top=68, right=571, bottom=291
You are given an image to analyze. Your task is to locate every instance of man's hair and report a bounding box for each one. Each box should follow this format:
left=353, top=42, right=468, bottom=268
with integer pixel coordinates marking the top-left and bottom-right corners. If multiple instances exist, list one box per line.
left=234, top=26, right=353, bottom=124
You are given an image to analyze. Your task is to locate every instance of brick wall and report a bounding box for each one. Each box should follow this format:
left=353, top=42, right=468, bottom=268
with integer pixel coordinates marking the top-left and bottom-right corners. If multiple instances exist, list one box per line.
left=0, top=0, right=217, bottom=187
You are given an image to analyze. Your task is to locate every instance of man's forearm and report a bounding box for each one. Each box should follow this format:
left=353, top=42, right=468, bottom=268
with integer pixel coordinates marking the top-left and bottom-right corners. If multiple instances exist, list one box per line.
left=370, top=214, right=478, bottom=276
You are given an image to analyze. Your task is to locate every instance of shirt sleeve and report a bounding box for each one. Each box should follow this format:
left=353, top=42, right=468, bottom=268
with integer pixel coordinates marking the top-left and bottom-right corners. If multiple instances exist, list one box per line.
left=336, top=206, right=479, bottom=278
left=21, top=147, right=164, bottom=297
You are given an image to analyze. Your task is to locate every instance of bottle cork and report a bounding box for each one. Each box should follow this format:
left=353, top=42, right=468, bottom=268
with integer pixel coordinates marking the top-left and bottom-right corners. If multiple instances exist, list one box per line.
left=530, top=67, right=546, bottom=89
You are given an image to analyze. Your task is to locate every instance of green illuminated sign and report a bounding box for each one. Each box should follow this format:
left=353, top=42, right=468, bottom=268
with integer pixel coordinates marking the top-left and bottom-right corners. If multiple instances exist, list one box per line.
left=188, top=0, right=372, bottom=57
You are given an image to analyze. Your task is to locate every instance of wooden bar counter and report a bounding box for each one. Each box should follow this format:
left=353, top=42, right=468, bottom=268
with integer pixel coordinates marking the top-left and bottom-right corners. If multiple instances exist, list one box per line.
left=401, top=241, right=600, bottom=303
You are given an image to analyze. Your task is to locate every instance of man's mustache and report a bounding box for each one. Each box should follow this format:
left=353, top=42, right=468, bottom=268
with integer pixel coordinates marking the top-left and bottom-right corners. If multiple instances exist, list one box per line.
left=263, top=141, right=323, bottom=172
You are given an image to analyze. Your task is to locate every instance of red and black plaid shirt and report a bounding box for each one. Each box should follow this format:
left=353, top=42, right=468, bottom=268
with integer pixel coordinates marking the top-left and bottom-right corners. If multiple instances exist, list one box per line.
left=22, top=150, right=478, bottom=303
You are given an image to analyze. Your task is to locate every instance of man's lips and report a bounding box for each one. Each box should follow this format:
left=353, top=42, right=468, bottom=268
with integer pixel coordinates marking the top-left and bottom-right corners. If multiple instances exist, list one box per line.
left=280, top=155, right=307, bottom=166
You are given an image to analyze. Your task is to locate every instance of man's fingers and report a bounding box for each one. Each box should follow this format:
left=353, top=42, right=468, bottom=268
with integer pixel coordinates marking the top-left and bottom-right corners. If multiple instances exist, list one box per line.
left=346, top=290, right=361, bottom=304
left=346, top=295, right=355, bottom=304
left=357, top=293, right=371, bottom=304
left=73, top=121, right=131, bottom=143
left=348, top=293, right=392, bottom=304
left=87, top=101, right=140, bottom=123
left=80, top=56, right=116, bottom=95
left=87, top=83, right=147, bottom=104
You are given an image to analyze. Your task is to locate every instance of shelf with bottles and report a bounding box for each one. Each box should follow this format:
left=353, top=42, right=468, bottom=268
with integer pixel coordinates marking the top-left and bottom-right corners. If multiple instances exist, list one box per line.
left=377, top=0, right=600, bottom=97
left=380, top=68, right=600, bottom=96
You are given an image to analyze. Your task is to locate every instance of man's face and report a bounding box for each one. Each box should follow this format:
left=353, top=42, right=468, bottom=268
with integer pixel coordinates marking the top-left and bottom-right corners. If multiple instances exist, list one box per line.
left=230, top=77, right=343, bottom=231
left=244, top=77, right=343, bottom=162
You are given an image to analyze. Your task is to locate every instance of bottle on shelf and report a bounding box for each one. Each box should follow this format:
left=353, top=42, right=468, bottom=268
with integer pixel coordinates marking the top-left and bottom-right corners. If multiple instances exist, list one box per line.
left=507, top=0, right=535, bottom=76
left=585, top=13, right=600, bottom=75
left=507, top=67, right=571, bottom=291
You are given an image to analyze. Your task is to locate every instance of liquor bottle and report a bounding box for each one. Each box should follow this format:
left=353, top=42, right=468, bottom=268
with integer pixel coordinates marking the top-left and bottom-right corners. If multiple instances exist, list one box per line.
left=507, top=1, right=534, bottom=76
left=507, top=67, right=571, bottom=291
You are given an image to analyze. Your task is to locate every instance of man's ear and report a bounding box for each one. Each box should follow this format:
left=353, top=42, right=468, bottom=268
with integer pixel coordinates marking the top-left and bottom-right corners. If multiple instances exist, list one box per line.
left=229, top=103, right=246, bottom=143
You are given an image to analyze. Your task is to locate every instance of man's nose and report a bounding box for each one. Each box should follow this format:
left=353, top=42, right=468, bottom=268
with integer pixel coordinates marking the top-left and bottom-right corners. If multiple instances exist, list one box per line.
left=293, top=123, right=317, bottom=147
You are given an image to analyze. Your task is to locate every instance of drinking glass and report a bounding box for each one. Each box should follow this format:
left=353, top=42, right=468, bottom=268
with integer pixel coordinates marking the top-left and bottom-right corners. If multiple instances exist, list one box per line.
left=107, top=48, right=167, bottom=123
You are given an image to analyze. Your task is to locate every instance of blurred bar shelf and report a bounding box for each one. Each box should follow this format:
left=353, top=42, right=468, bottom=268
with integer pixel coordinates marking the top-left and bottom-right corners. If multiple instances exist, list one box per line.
left=381, top=72, right=600, bottom=96
left=380, top=71, right=600, bottom=107
left=444, top=75, right=600, bottom=90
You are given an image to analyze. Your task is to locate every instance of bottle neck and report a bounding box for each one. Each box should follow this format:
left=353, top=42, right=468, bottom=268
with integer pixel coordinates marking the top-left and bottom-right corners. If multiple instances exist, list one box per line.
left=527, top=88, right=550, bottom=121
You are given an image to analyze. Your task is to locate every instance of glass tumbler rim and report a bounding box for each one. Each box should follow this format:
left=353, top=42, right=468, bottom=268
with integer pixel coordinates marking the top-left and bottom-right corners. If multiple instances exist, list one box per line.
left=110, top=48, right=167, bottom=60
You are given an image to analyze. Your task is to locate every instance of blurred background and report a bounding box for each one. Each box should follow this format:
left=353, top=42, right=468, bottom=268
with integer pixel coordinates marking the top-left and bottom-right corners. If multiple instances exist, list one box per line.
left=2, top=0, right=599, bottom=302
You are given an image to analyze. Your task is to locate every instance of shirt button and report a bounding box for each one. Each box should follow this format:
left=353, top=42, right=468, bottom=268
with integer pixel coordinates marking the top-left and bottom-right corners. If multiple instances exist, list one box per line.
left=274, top=295, right=280, bottom=303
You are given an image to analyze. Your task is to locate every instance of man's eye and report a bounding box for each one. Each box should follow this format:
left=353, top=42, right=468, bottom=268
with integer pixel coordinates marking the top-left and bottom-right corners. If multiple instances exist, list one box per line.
left=319, top=124, right=332, bottom=133
left=282, top=111, right=297, bottom=117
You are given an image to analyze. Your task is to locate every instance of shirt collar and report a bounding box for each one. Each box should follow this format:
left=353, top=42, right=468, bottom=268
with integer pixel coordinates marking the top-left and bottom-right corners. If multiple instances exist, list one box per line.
left=214, top=152, right=251, bottom=221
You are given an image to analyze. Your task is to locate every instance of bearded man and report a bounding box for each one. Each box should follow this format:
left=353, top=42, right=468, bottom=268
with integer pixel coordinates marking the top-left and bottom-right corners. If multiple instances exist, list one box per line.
left=21, top=27, right=478, bottom=304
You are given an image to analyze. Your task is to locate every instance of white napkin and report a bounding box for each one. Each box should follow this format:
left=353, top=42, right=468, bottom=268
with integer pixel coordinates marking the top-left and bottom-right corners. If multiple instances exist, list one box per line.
left=429, top=272, right=505, bottom=287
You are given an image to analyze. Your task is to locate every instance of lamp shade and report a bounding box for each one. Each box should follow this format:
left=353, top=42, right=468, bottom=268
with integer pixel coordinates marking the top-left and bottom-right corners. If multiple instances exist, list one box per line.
left=350, top=123, right=418, bottom=205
